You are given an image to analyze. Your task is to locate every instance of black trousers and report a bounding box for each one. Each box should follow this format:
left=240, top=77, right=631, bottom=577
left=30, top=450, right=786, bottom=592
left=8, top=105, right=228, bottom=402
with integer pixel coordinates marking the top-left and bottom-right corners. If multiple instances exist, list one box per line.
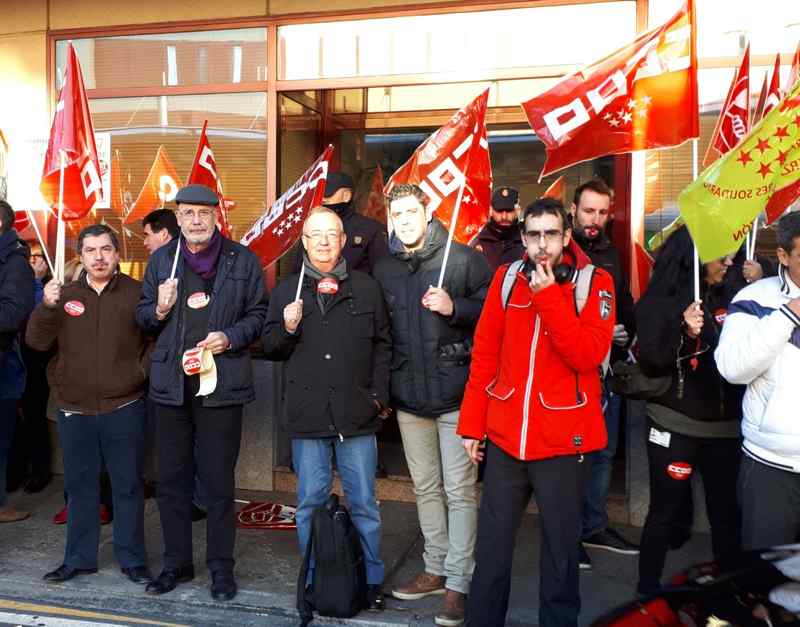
left=58, top=399, right=146, bottom=569
left=154, top=388, right=243, bottom=574
left=467, top=442, right=588, bottom=627
left=739, top=454, right=800, bottom=550
left=638, top=420, right=741, bottom=595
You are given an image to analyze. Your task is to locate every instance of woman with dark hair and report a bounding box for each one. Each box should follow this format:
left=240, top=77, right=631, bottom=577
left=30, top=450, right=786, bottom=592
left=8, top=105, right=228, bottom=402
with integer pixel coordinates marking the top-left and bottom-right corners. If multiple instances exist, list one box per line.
left=635, top=225, right=741, bottom=596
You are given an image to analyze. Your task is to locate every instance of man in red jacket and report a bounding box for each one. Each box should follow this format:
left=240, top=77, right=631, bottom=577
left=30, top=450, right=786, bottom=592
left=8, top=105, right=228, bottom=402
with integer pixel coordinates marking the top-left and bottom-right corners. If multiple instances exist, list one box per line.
left=458, top=197, right=615, bottom=627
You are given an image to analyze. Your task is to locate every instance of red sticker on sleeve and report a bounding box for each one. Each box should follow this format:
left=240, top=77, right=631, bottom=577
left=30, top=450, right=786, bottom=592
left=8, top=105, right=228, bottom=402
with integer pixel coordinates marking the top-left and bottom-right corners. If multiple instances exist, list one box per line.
left=64, top=301, right=85, bottom=317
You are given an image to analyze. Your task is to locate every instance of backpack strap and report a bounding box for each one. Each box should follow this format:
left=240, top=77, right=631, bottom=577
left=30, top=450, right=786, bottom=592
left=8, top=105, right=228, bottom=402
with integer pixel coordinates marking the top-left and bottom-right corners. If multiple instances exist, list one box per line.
left=501, top=260, right=526, bottom=310
left=573, top=264, right=611, bottom=377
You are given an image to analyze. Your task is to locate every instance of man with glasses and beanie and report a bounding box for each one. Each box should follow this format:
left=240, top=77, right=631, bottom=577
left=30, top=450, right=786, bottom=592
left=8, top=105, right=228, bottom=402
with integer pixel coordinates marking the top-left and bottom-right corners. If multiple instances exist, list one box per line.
left=468, top=186, right=525, bottom=273
left=458, top=197, right=614, bottom=627
left=136, top=184, right=267, bottom=601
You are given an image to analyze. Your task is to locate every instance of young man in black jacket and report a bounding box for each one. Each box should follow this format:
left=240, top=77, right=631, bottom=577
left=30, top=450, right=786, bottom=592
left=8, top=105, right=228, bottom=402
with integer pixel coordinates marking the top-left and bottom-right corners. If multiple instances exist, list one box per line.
left=373, top=184, right=492, bottom=627
left=262, top=206, right=391, bottom=612
left=569, top=178, right=638, bottom=568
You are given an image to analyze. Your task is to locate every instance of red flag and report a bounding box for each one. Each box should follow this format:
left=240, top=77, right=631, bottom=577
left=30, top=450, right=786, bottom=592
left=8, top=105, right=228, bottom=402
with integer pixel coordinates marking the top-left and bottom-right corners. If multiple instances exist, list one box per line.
left=522, top=0, right=697, bottom=179
left=704, top=44, right=750, bottom=167
left=763, top=54, right=782, bottom=118
left=753, top=71, right=769, bottom=125
left=124, top=146, right=182, bottom=225
left=240, top=145, right=333, bottom=268
left=40, top=43, right=102, bottom=221
left=541, top=175, right=566, bottom=201
left=630, top=242, right=655, bottom=301
left=187, top=121, right=232, bottom=237
left=384, top=89, right=491, bottom=244
left=360, top=165, right=387, bottom=226
left=788, top=42, right=800, bottom=93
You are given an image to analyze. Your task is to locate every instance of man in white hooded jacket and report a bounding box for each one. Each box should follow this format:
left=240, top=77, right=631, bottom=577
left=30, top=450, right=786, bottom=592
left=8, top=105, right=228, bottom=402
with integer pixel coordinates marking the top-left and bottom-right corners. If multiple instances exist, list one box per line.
left=715, top=210, right=800, bottom=550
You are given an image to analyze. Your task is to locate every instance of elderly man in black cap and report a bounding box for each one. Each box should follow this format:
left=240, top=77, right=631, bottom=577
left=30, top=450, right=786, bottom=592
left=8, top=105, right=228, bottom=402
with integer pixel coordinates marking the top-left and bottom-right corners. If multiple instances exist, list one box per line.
left=136, top=184, right=267, bottom=601
left=468, top=186, right=525, bottom=273
left=293, top=171, right=388, bottom=275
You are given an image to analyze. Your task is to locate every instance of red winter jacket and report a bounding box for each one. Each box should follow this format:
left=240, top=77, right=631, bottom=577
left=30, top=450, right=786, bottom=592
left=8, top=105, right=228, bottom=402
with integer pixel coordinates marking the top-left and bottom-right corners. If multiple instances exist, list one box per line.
left=457, top=245, right=615, bottom=461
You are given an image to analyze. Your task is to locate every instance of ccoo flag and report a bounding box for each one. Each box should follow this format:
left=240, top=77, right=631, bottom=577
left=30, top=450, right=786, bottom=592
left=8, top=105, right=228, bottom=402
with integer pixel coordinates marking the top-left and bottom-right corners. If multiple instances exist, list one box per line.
left=703, top=44, right=749, bottom=168
left=187, top=121, right=232, bottom=237
left=124, top=145, right=182, bottom=225
left=680, top=80, right=800, bottom=262
left=522, top=0, right=698, bottom=179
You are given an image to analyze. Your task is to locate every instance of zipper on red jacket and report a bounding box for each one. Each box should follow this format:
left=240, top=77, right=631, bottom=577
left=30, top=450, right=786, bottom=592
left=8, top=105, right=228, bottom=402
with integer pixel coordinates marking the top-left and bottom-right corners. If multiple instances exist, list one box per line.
left=520, top=316, right=541, bottom=459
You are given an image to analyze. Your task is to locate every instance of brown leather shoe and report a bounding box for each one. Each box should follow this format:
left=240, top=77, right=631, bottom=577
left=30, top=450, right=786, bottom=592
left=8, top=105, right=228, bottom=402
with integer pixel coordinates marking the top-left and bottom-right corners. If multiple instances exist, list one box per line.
left=0, top=507, right=29, bottom=523
left=435, top=589, right=465, bottom=626
left=391, top=571, right=446, bottom=600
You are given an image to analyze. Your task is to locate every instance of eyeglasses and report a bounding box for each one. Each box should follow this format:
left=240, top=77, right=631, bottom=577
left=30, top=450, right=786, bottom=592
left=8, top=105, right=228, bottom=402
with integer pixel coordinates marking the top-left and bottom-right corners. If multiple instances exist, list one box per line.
left=179, top=208, right=214, bottom=220
left=302, top=230, right=342, bottom=242
left=524, top=229, right=563, bottom=242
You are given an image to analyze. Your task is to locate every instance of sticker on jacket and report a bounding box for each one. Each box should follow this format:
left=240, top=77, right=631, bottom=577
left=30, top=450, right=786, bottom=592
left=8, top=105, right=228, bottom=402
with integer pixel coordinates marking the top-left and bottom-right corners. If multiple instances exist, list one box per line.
left=317, top=277, right=339, bottom=295
left=714, top=308, right=727, bottom=326
left=187, top=292, right=210, bottom=309
left=667, top=461, right=692, bottom=480
left=64, top=301, right=85, bottom=317
left=648, top=427, right=671, bottom=448
left=599, top=289, right=613, bottom=320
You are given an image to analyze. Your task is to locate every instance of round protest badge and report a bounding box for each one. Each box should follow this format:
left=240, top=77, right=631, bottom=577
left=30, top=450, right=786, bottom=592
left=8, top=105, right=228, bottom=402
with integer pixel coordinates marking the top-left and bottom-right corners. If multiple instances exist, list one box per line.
left=187, top=291, right=210, bottom=309
left=64, top=300, right=85, bottom=317
left=317, top=277, right=339, bottom=295
left=666, top=461, right=693, bottom=481
left=714, top=308, right=727, bottom=326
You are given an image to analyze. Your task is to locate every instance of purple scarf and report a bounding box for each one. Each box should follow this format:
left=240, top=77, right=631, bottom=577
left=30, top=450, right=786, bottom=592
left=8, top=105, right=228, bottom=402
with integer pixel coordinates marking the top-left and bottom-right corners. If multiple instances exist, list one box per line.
left=180, top=228, right=223, bottom=280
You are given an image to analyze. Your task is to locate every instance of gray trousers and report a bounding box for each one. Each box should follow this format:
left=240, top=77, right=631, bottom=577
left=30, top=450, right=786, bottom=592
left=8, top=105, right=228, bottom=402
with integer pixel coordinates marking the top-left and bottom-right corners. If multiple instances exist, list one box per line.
left=740, top=453, right=800, bottom=549
left=397, top=409, right=477, bottom=594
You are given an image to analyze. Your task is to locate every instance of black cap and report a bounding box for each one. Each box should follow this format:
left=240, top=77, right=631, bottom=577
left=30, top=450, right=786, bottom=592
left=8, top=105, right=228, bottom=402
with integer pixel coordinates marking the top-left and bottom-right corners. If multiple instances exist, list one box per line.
left=175, top=184, right=219, bottom=207
left=491, top=186, right=520, bottom=211
left=324, top=172, right=354, bottom=197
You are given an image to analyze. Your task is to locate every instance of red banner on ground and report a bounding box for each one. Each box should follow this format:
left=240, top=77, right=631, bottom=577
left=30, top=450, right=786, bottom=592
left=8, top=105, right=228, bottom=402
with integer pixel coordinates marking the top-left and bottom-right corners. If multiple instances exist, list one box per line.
left=240, top=145, right=333, bottom=268
left=40, top=43, right=102, bottom=221
left=522, top=0, right=698, bottom=178
left=384, top=89, right=491, bottom=244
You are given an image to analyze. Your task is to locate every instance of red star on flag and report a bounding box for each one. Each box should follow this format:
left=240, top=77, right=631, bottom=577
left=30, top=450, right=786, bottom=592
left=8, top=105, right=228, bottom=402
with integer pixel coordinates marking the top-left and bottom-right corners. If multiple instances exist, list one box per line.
left=755, top=137, right=771, bottom=153
left=737, top=149, right=753, bottom=166
left=775, top=125, right=790, bottom=139
left=758, top=161, right=773, bottom=179
left=777, top=148, right=790, bottom=165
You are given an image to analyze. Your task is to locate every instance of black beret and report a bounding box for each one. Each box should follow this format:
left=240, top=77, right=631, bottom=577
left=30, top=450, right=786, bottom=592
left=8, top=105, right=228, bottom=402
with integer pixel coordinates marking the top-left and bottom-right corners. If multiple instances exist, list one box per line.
left=324, top=172, right=354, bottom=197
left=175, top=184, right=219, bottom=207
left=491, top=186, right=520, bottom=210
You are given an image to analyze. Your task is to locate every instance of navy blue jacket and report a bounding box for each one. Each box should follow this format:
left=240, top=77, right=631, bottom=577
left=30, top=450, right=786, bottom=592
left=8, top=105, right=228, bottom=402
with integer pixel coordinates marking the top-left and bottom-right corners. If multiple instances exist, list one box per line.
left=136, top=237, right=268, bottom=407
left=0, top=230, right=34, bottom=354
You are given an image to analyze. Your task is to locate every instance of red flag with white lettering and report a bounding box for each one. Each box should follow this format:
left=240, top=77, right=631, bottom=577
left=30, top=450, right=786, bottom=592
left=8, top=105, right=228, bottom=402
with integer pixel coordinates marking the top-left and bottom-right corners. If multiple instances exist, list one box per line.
left=753, top=70, right=769, bottom=125
left=384, top=89, right=491, bottom=244
left=241, top=145, right=332, bottom=268
left=763, top=54, right=782, bottom=118
left=704, top=44, right=749, bottom=167
left=522, top=0, right=698, bottom=179
left=187, top=121, right=232, bottom=238
left=40, top=43, right=102, bottom=221
left=124, top=146, right=182, bottom=225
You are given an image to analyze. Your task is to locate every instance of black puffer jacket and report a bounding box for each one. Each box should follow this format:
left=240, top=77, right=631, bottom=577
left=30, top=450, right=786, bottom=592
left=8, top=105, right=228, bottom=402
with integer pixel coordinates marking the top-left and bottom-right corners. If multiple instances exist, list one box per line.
left=468, top=221, right=524, bottom=272
left=373, top=220, right=492, bottom=417
left=0, top=230, right=34, bottom=354
left=262, top=267, right=391, bottom=439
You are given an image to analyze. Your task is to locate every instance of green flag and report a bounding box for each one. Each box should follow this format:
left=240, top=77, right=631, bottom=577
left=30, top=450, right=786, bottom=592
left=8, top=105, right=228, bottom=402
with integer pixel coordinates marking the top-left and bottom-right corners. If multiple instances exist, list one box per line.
left=680, top=80, right=800, bottom=261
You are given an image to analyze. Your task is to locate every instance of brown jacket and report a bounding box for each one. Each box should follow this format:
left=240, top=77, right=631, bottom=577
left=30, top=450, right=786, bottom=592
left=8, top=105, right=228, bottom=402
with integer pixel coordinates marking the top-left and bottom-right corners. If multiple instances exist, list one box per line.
left=26, top=271, right=149, bottom=414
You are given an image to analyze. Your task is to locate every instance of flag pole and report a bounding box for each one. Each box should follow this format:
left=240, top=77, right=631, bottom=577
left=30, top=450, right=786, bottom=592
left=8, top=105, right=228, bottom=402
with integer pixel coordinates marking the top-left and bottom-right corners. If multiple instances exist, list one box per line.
left=169, top=235, right=181, bottom=280
left=295, top=262, right=305, bottom=302
left=436, top=172, right=468, bottom=289
left=691, top=139, right=700, bottom=303
left=56, top=149, right=67, bottom=284
left=25, top=209, right=55, bottom=277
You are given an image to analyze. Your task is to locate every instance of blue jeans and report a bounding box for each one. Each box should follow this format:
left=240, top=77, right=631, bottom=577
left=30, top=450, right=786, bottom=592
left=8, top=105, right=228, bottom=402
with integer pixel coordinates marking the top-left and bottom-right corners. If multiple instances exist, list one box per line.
left=292, top=435, right=384, bottom=585
left=582, top=380, right=621, bottom=538
left=58, top=399, right=147, bottom=569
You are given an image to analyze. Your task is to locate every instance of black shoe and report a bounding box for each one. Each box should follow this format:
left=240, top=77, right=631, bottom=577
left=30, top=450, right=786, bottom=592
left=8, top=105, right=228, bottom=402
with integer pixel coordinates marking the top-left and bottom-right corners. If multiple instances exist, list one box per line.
left=145, top=566, right=195, bottom=595
left=24, top=474, right=51, bottom=494
left=366, top=585, right=385, bottom=611
left=43, top=564, right=97, bottom=582
left=210, top=571, right=237, bottom=602
left=579, top=544, right=592, bottom=571
left=191, top=503, right=207, bottom=522
left=121, top=565, right=153, bottom=584
left=583, top=528, right=640, bottom=555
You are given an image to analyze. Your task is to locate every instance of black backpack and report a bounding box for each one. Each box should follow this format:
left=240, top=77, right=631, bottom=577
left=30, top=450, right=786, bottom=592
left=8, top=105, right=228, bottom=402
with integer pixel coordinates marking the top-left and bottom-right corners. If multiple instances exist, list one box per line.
left=297, top=494, right=367, bottom=626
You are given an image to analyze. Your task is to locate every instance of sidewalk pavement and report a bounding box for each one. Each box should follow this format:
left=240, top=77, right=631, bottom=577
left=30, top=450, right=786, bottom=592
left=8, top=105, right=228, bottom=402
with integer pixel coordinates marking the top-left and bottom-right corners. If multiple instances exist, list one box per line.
left=0, top=478, right=713, bottom=626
